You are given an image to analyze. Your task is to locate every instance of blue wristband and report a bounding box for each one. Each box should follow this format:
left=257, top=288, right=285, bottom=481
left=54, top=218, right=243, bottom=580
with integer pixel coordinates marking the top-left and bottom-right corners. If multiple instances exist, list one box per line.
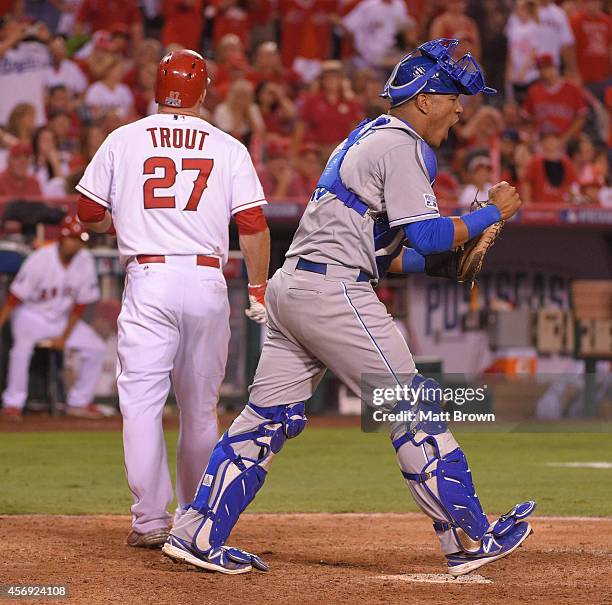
left=462, top=205, right=502, bottom=239
left=401, top=248, right=426, bottom=273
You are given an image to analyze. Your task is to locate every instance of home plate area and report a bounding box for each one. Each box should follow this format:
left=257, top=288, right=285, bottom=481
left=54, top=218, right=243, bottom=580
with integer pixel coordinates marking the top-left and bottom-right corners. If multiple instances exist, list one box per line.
left=375, top=573, right=493, bottom=584
left=2, top=513, right=611, bottom=605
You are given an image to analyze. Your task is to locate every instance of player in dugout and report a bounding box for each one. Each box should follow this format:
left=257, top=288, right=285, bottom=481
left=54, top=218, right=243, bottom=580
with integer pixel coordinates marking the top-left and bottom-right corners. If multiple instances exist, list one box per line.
left=0, top=215, right=106, bottom=421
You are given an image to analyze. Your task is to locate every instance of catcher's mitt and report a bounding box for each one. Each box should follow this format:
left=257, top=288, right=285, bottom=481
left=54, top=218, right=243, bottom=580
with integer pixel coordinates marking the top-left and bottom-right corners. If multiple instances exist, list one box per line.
left=424, top=200, right=504, bottom=286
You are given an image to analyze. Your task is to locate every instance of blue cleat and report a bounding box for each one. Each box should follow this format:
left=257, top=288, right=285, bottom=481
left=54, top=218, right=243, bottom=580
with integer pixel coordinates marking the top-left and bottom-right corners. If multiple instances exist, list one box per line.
left=489, top=501, right=536, bottom=537
left=446, top=521, right=533, bottom=577
left=222, top=546, right=270, bottom=572
left=162, top=535, right=253, bottom=575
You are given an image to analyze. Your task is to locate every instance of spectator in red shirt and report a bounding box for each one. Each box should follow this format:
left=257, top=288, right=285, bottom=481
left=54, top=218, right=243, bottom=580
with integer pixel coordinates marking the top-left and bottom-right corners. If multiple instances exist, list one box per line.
left=605, top=86, right=612, bottom=151
left=279, top=0, right=337, bottom=82
left=249, top=42, right=302, bottom=95
left=75, top=0, right=143, bottom=45
left=570, top=0, right=611, bottom=100
left=258, top=138, right=308, bottom=200
left=429, top=0, right=481, bottom=60
left=132, top=62, right=157, bottom=117
left=212, top=0, right=250, bottom=49
left=522, top=125, right=577, bottom=204
left=433, top=170, right=461, bottom=205
left=248, top=0, right=276, bottom=50
left=211, top=34, right=252, bottom=100
left=162, top=0, right=204, bottom=50
left=0, top=143, right=41, bottom=197
left=255, top=81, right=296, bottom=138
left=523, top=54, right=588, bottom=143
left=295, top=142, right=323, bottom=194
left=293, top=61, right=363, bottom=159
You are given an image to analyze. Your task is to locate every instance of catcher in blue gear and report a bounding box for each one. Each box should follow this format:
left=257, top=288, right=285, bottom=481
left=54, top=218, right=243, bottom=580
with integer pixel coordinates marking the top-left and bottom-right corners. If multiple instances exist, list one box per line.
left=162, top=39, right=536, bottom=577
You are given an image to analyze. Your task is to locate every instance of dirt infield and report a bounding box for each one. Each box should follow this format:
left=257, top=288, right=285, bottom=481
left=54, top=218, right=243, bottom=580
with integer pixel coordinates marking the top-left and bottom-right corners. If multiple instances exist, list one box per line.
left=1, top=514, right=610, bottom=605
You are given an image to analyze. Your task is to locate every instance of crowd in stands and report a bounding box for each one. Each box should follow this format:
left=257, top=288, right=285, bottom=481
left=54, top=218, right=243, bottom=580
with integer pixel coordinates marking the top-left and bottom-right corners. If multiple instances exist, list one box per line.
left=0, top=0, right=610, bottom=209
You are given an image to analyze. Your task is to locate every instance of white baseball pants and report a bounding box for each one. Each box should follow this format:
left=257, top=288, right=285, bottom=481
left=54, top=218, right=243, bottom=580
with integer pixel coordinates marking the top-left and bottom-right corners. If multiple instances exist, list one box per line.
left=2, top=306, right=106, bottom=410
left=117, top=256, right=230, bottom=534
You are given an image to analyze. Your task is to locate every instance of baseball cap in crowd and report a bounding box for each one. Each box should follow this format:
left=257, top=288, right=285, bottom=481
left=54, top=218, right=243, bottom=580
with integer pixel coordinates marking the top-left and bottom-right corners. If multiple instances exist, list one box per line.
left=10, top=142, right=33, bottom=157
left=535, top=54, right=555, bottom=69
left=467, top=155, right=493, bottom=172
left=320, top=60, right=343, bottom=75
left=59, top=215, right=90, bottom=242
left=93, top=30, right=114, bottom=51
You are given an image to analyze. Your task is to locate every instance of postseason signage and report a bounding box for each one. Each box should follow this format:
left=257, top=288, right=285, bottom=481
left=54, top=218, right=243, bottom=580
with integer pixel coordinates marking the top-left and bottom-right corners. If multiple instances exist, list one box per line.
left=406, top=225, right=612, bottom=374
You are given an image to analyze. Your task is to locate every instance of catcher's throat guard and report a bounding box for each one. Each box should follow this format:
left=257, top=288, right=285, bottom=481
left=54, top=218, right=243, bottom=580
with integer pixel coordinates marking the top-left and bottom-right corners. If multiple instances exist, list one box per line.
left=381, top=38, right=496, bottom=107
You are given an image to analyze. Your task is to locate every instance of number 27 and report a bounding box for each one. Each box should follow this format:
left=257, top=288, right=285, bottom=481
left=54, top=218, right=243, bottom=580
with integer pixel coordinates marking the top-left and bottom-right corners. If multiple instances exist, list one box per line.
left=143, top=157, right=214, bottom=211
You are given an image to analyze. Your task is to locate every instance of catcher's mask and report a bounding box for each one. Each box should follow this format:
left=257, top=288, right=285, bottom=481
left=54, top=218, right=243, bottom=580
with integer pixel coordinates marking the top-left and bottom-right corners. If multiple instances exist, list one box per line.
left=380, top=38, right=496, bottom=108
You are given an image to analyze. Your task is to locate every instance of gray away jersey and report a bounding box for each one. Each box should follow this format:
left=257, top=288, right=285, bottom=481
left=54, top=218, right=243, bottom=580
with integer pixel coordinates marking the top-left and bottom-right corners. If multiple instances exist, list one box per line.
left=286, top=115, right=440, bottom=279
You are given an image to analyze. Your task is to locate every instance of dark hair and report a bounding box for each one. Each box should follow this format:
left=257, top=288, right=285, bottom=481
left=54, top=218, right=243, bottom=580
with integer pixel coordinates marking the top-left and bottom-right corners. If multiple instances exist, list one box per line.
left=48, top=84, right=68, bottom=97
left=566, top=137, right=581, bottom=159
left=32, top=126, right=57, bottom=180
left=254, top=80, right=278, bottom=112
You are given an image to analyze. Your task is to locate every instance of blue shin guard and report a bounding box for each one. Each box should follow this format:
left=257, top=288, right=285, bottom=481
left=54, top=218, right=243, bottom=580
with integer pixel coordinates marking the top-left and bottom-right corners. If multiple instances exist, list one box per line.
left=392, top=374, right=489, bottom=553
left=394, top=431, right=489, bottom=552
left=187, top=402, right=307, bottom=555
left=392, top=375, right=536, bottom=554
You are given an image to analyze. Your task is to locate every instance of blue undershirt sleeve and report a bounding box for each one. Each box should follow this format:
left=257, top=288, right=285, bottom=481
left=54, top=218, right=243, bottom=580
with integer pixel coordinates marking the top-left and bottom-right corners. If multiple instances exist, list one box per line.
left=403, top=217, right=455, bottom=256
left=401, top=247, right=426, bottom=273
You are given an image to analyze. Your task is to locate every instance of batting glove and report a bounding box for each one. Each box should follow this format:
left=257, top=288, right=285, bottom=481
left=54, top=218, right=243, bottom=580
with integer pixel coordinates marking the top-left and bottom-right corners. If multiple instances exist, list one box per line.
left=245, top=282, right=267, bottom=324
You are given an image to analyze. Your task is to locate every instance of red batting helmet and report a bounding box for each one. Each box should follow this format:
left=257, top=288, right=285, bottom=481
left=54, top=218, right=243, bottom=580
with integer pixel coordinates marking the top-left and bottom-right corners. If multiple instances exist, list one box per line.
left=155, top=49, right=208, bottom=108
left=59, top=215, right=89, bottom=242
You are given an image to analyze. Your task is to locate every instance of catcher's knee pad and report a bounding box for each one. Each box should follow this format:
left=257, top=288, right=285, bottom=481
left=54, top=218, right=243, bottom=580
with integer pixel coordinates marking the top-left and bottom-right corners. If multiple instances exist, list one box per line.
left=188, top=401, right=306, bottom=553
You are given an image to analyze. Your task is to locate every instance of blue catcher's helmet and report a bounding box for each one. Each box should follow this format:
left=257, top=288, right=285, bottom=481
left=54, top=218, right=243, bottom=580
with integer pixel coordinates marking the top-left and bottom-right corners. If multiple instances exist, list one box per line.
left=381, top=38, right=496, bottom=107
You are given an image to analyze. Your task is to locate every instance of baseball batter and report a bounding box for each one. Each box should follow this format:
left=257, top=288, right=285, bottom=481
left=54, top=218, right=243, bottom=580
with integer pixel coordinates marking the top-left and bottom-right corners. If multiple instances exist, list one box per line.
left=164, top=39, right=537, bottom=576
left=0, top=215, right=105, bottom=420
left=77, top=50, right=270, bottom=548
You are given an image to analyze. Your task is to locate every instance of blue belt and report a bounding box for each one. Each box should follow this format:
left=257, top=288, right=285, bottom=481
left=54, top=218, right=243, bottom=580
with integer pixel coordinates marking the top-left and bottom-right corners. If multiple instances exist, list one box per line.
left=296, top=258, right=371, bottom=282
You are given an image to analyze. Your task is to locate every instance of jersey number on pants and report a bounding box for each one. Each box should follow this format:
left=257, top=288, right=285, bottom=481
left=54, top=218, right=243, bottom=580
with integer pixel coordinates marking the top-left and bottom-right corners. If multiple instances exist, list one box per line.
left=143, top=157, right=214, bottom=211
